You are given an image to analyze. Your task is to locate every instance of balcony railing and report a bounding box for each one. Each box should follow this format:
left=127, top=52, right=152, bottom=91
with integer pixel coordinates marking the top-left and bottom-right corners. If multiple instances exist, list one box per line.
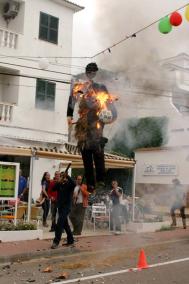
left=0, top=28, right=18, bottom=49
left=0, top=102, right=14, bottom=122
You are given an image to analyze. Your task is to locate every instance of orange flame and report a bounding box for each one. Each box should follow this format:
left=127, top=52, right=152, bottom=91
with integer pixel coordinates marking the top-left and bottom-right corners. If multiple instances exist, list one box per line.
left=96, top=92, right=109, bottom=109
left=73, top=82, right=86, bottom=97
left=96, top=122, right=101, bottom=129
left=96, top=92, right=118, bottom=110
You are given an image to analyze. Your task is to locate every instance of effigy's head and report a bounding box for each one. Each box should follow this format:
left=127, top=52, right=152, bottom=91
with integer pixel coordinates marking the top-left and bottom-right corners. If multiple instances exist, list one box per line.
left=85, top=62, right=98, bottom=79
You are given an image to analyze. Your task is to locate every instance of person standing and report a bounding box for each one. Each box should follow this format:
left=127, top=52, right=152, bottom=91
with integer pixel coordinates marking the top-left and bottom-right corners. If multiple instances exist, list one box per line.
left=67, top=62, right=117, bottom=193
left=41, top=172, right=50, bottom=227
left=170, top=178, right=187, bottom=229
left=18, top=169, right=27, bottom=199
left=48, top=171, right=60, bottom=232
left=51, top=172, right=75, bottom=249
left=110, top=180, right=123, bottom=234
left=70, top=175, right=89, bottom=235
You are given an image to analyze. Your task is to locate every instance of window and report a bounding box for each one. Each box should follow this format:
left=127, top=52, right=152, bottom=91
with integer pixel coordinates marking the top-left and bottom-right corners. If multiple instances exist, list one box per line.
left=39, top=12, right=59, bottom=44
left=36, top=79, right=56, bottom=110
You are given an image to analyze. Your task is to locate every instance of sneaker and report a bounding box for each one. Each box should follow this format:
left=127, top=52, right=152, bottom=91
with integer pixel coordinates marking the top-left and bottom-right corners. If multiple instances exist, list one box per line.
left=114, top=231, right=121, bottom=235
left=62, top=241, right=74, bottom=247
left=51, top=242, right=59, bottom=249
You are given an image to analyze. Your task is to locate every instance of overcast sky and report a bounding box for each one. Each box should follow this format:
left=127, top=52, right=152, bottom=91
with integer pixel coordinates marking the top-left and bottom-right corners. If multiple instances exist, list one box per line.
left=72, top=0, right=189, bottom=73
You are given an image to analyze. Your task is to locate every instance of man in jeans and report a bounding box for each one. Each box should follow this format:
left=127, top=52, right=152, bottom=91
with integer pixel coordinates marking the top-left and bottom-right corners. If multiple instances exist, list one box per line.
left=70, top=175, right=89, bottom=235
left=48, top=171, right=60, bottom=232
left=51, top=172, right=75, bottom=249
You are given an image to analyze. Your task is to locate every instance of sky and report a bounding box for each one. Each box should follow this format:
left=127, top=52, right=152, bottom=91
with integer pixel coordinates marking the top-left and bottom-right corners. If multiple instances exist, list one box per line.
left=72, top=0, right=189, bottom=73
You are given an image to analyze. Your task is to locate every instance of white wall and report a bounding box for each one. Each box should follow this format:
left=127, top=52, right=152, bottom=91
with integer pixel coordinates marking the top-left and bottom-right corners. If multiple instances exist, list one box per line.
left=135, top=147, right=189, bottom=185
left=22, top=0, right=73, bottom=59
left=0, top=0, right=78, bottom=140
left=13, top=76, right=70, bottom=135
left=31, top=157, right=71, bottom=200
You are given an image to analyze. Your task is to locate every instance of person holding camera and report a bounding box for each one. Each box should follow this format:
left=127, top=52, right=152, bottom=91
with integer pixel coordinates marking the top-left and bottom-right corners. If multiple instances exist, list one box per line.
left=110, top=180, right=123, bottom=234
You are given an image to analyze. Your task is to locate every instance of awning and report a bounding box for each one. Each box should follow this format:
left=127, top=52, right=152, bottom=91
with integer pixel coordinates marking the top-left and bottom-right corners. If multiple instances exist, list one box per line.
left=0, top=143, right=135, bottom=169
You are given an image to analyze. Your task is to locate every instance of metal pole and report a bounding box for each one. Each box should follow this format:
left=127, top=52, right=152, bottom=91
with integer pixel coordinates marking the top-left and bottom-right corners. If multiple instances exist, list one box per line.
left=27, top=150, right=35, bottom=222
left=131, top=164, right=136, bottom=222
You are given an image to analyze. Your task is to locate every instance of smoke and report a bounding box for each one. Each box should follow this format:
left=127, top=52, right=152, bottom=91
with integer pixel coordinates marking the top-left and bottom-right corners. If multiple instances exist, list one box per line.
left=85, top=0, right=189, bottom=151
left=93, top=0, right=189, bottom=71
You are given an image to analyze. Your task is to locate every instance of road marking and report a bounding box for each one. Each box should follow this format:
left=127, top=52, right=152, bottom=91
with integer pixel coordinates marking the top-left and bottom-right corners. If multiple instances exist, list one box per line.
left=52, top=257, right=189, bottom=284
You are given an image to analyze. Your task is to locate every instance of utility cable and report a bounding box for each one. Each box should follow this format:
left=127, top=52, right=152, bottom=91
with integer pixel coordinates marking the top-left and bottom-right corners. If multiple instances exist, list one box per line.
left=91, top=2, right=189, bottom=59
left=0, top=71, right=70, bottom=84
left=0, top=61, right=72, bottom=76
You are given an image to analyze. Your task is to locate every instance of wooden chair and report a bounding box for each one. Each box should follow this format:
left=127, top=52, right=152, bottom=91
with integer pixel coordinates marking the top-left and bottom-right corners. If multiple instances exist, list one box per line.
left=0, top=206, right=26, bottom=222
left=30, top=206, right=42, bottom=228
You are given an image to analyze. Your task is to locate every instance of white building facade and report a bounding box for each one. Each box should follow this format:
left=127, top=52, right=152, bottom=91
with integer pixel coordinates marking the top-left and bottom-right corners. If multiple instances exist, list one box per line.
left=0, top=0, right=83, bottom=199
left=134, top=53, right=189, bottom=196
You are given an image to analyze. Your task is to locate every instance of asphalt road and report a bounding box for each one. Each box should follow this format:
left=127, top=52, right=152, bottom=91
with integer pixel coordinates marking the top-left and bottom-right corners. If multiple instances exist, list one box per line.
left=0, top=237, right=189, bottom=284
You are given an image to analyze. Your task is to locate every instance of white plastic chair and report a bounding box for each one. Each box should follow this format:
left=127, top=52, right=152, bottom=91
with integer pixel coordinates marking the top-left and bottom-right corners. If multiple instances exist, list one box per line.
left=91, top=203, right=110, bottom=231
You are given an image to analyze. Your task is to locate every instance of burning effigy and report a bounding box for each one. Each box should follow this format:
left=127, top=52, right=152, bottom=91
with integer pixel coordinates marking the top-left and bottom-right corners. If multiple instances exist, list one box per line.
left=67, top=62, right=118, bottom=193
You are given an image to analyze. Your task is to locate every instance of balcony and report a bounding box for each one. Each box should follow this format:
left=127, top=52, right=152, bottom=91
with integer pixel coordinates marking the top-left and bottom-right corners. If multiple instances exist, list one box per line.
left=0, top=27, right=18, bottom=49
left=0, top=102, right=14, bottom=122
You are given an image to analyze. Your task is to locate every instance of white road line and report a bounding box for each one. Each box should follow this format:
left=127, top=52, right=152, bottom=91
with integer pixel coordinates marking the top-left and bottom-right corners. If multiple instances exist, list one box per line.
left=52, top=257, right=189, bottom=284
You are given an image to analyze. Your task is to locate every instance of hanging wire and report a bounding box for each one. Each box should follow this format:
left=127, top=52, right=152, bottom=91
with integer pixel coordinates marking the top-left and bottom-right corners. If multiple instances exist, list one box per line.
left=0, top=71, right=70, bottom=84
left=91, top=2, right=189, bottom=59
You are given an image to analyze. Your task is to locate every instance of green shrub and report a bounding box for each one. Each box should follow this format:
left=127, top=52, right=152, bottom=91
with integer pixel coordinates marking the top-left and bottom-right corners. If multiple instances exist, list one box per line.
left=0, top=223, right=15, bottom=231
left=156, top=225, right=174, bottom=232
left=0, top=222, right=37, bottom=231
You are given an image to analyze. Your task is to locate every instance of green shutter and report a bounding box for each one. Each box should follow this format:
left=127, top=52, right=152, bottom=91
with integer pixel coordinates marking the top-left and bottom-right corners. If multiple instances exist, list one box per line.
left=39, top=12, right=59, bottom=44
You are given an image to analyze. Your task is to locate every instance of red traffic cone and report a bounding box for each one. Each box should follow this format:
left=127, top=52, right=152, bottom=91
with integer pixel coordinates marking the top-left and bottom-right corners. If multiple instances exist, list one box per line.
left=137, top=249, right=149, bottom=269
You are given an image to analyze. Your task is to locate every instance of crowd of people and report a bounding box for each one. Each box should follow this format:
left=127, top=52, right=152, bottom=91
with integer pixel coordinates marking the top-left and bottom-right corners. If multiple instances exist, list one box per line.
left=37, top=169, right=131, bottom=249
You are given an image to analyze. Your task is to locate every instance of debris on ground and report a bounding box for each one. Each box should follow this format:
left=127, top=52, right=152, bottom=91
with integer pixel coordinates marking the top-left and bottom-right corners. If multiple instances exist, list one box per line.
left=55, top=272, right=70, bottom=280
left=43, top=266, right=53, bottom=273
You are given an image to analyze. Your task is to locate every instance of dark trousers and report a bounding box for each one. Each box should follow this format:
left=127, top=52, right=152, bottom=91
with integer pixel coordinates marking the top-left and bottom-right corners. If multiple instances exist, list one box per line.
left=42, top=199, right=50, bottom=224
left=81, top=147, right=105, bottom=187
left=110, top=204, right=122, bottom=231
left=51, top=201, right=58, bottom=229
left=70, top=203, right=86, bottom=235
left=53, top=207, right=74, bottom=245
left=171, top=204, right=186, bottom=219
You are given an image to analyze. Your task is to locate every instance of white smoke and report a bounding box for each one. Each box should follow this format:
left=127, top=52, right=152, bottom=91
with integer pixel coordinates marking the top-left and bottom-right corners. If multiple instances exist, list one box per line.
left=92, top=0, right=189, bottom=70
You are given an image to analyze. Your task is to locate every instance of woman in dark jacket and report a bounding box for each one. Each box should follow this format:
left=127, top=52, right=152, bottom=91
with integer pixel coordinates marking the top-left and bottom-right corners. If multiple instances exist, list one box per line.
left=41, top=172, right=50, bottom=227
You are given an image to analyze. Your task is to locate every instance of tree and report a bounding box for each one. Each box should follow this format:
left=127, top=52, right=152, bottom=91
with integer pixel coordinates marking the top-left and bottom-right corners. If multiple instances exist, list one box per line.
left=111, top=116, right=168, bottom=157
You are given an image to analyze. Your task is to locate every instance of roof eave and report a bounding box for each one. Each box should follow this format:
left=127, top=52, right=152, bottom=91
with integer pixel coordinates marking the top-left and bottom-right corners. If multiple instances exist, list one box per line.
left=53, top=0, right=84, bottom=12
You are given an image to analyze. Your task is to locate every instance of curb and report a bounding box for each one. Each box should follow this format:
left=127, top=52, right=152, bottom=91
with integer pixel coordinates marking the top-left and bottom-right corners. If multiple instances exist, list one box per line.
left=0, top=245, right=83, bottom=265
left=0, top=233, right=113, bottom=265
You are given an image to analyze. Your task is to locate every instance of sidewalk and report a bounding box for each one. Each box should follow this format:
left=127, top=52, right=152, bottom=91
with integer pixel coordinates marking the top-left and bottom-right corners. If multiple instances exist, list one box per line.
left=0, top=227, right=188, bottom=264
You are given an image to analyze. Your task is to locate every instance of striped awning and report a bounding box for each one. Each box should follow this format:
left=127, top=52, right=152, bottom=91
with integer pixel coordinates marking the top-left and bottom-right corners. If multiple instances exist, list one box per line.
left=0, top=143, right=135, bottom=169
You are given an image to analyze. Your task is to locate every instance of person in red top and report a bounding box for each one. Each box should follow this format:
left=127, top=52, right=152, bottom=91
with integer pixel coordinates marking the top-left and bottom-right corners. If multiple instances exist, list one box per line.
left=48, top=171, right=60, bottom=232
left=70, top=175, right=89, bottom=235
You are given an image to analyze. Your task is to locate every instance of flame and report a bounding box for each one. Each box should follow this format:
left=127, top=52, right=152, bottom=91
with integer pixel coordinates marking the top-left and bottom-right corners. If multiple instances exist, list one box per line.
left=96, top=92, right=118, bottom=109
left=73, top=82, right=86, bottom=97
left=96, top=92, right=109, bottom=109
left=96, top=122, right=101, bottom=129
